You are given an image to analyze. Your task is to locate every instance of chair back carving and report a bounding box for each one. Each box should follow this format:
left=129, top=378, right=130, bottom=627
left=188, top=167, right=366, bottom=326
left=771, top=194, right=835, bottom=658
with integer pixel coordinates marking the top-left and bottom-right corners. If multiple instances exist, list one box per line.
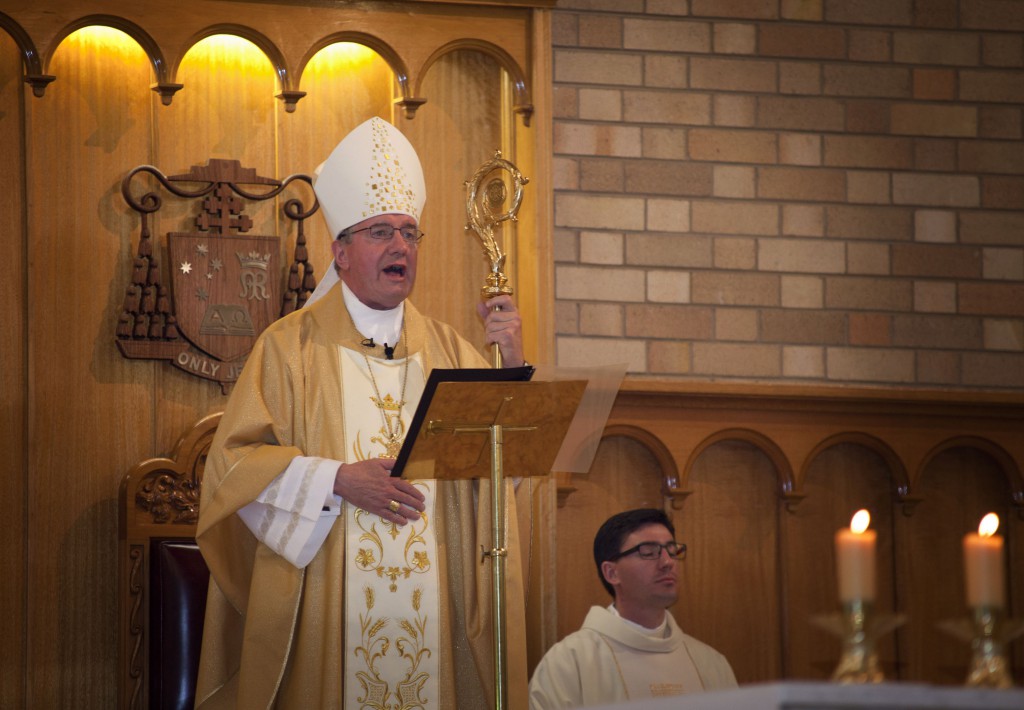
left=119, top=413, right=221, bottom=710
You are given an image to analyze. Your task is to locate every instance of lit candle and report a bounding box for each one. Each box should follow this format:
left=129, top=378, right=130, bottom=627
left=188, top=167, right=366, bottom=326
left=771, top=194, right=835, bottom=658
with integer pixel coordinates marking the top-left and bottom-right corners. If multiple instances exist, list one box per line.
left=835, top=509, right=877, bottom=602
left=963, top=513, right=1005, bottom=609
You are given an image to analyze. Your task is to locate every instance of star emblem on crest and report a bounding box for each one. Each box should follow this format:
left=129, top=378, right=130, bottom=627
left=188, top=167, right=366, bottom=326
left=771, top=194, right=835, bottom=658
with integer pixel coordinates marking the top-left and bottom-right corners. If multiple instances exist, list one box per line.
left=179, top=261, right=192, bottom=275
left=196, top=243, right=209, bottom=256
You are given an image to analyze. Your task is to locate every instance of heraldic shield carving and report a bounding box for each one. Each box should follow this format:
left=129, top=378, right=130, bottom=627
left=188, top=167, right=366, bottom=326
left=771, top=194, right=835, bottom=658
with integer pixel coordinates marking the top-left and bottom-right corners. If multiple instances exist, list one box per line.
left=116, top=159, right=319, bottom=392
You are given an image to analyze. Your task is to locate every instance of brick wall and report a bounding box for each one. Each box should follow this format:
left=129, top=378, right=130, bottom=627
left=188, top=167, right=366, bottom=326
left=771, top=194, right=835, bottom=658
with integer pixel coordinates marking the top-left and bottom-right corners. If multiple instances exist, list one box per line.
left=551, top=0, right=1024, bottom=390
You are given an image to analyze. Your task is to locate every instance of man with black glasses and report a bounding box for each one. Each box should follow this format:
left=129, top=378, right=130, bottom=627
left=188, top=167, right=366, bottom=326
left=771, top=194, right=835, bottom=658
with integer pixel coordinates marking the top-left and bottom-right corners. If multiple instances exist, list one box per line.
left=529, top=508, right=737, bottom=708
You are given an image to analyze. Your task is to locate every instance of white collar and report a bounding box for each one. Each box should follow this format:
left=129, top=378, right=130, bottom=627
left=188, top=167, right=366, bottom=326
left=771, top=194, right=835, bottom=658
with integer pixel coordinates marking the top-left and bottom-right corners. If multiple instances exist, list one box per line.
left=608, top=603, right=670, bottom=638
left=341, top=281, right=404, bottom=348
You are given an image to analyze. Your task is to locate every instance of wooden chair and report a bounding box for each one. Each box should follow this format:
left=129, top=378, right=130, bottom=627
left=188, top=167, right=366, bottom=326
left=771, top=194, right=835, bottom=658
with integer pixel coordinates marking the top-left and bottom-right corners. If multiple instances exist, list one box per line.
left=119, top=413, right=221, bottom=710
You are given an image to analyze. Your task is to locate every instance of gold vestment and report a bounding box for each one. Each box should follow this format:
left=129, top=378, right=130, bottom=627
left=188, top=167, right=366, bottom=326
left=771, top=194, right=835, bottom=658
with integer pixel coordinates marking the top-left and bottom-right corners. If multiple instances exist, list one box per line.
left=195, top=285, right=529, bottom=709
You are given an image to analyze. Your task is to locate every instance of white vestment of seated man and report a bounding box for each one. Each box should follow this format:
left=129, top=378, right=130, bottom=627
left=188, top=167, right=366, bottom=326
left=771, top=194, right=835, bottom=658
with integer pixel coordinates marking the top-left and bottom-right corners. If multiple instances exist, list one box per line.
left=528, top=605, right=737, bottom=709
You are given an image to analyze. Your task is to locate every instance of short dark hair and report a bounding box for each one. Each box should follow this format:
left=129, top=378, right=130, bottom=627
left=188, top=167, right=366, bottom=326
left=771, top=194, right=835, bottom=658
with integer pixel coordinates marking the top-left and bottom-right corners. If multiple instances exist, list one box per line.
left=593, top=508, right=675, bottom=598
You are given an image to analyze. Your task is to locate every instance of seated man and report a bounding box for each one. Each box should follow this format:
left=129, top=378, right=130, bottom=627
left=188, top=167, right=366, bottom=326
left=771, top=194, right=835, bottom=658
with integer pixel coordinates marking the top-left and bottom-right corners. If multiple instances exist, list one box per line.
left=529, top=508, right=737, bottom=708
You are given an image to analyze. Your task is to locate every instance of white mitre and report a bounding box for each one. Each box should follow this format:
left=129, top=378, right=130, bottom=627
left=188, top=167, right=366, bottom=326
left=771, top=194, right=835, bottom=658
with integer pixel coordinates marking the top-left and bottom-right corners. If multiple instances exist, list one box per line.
left=306, top=116, right=426, bottom=306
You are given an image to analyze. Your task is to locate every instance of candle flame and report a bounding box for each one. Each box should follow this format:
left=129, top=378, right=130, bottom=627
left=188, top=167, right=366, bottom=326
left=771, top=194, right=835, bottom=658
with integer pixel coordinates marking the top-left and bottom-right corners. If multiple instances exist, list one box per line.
left=850, top=509, right=871, bottom=534
left=978, top=513, right=999, bottom=537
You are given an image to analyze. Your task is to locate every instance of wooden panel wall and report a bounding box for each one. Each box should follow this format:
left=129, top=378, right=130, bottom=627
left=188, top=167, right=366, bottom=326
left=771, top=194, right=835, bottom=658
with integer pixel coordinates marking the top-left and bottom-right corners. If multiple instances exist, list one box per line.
left=407, top=49, right=506, bottom=337
left=0, top=30, right=28, bottom=709
left=555, top=385, right=1024, bottom=687
left=684, top=441, right=782, bottom=683
left=24, top=30, right=156, bottom=706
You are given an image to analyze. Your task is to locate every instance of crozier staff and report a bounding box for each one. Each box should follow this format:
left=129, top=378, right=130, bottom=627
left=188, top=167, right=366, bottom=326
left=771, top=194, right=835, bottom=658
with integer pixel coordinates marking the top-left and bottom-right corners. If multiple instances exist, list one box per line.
left=195, top=117, right=530, bottom=709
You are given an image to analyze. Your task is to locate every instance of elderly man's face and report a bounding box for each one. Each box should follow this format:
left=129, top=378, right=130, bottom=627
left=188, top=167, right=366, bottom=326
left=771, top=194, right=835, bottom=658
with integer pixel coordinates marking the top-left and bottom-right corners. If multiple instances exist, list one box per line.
left=331, top=213, right=419, bottom=310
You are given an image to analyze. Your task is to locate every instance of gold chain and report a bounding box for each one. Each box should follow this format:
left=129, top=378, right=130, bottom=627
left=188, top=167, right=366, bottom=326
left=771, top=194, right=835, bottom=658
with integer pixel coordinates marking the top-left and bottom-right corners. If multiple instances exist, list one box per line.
left=363, top=320, right=409, bottom=458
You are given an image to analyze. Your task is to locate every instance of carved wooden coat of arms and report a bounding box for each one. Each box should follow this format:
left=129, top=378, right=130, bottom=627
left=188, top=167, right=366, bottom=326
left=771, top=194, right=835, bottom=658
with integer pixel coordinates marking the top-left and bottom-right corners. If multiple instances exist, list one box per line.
left=116, top=159, right=319, bottom=392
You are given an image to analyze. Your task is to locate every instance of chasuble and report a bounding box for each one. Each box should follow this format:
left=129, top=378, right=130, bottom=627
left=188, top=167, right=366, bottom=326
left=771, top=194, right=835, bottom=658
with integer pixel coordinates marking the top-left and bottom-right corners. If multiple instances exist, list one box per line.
left=195, top=284, right=530, bottom=709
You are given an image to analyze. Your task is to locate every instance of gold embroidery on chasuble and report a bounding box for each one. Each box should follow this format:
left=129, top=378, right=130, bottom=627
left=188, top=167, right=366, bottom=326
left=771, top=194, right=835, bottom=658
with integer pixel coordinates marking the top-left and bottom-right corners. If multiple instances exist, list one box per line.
left=340, top=348, right=439, bottom=709
left=650, top=682, right=685, bottom=697
left=365, top=392, right=406, bottom=460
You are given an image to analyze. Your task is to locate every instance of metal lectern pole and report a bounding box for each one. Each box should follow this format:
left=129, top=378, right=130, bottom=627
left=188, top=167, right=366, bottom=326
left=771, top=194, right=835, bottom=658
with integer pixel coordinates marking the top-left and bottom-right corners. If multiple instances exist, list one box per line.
left=489, top=421, right=507, bottom=710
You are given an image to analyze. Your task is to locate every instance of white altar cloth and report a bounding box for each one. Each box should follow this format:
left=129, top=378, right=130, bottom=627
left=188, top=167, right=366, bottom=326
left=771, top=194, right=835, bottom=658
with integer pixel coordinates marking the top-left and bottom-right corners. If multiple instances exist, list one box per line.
left=588, top=681, right=1024, bottom=710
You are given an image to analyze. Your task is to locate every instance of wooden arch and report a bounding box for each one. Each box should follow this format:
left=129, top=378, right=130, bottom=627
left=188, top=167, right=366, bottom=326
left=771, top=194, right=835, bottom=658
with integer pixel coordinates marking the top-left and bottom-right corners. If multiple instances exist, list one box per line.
left=0, top=10, right=54, bottom=96
left=177, top=23, right=304, bottom=111
left=799, top=431, right=914, bottom=512
left=683, top=427, right=798, bottom=509
left=599, top=423, right=681, bottom=507
left=917, top=435, right=1024, bottom=511
left=416, top=38, right=533, bottom=126
left=3, top=5, right=543, bottom=122
left=298, top=31, right=417, bottom=117
left=46, top=14, right=179, bottom=104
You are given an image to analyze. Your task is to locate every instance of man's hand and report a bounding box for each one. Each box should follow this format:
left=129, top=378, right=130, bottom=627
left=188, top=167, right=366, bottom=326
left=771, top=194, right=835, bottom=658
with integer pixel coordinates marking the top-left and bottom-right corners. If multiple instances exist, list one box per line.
left=333, top=458, right=426, bottom=525
left=477, top=294, right=525, bottom=368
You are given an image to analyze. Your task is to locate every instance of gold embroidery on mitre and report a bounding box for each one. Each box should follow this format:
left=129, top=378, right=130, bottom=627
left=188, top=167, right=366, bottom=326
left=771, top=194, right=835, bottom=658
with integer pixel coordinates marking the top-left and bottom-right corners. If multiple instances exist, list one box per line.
left=364, top=120, right=418, bottom=220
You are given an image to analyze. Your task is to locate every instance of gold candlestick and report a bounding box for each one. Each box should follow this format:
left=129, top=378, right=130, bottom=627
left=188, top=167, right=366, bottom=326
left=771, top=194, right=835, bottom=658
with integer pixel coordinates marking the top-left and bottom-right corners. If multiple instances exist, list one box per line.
left=968, top=606, right=1013, bottom=689
left=939, top=606, right=1024, bottom=688
left=813, top=599, right=906, bottom=684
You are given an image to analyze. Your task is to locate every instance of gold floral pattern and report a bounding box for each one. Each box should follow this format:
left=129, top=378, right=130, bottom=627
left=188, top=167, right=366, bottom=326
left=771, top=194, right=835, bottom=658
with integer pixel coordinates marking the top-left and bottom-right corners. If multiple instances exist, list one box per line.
left=343, top=353, right=438, bottom=708
left=355, top=548, right=377, bottom=567
left=352, top=585, right=432, bottom=709
left=352, top=492, right=432, bottom=594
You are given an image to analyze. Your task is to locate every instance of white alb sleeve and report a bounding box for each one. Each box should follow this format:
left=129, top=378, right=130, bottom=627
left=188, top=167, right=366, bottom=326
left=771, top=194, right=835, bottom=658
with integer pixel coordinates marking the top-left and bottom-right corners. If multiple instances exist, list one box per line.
left=236, top=455, right=342, bottom=568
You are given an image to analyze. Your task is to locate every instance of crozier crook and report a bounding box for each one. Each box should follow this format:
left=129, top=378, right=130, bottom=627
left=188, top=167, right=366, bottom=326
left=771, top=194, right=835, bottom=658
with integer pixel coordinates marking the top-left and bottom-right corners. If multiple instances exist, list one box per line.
left=464, top=150, right=529, bottom=367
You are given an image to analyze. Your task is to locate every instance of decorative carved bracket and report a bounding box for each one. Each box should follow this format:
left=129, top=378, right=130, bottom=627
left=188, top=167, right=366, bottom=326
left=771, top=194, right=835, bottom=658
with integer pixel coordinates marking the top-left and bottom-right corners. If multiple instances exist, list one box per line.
left=554, top=470, right=575, bottom=509
left=893, top=483, right=924, bottom=517
left=25, top=74, right=57, bottom=97
left=782, top=491, right=807, bottom=513
left=664, top=487, right=693, bottom=510
left=395, top=96, right=428, bottom=119
left=150, top=82, right=184, bottom=105
left=513, top=104, right=533, bottom=127
left=276, top=89, right=307, bottom=112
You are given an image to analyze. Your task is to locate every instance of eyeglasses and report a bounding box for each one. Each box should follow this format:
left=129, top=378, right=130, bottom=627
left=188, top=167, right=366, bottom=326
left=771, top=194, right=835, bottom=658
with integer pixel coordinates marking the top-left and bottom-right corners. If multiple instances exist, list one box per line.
left=609, top=541, right=687, bottom=561
left=343, top=223, right=425, bottom=245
